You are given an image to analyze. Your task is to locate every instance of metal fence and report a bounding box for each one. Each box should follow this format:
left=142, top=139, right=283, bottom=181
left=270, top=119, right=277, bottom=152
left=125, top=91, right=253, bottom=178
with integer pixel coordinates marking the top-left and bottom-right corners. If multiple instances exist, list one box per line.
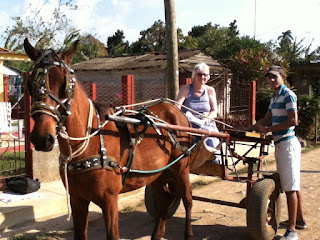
left=0, top=99, right=26, bottom=177
left=0, top=73, right=252, bottom=178
left=80, top=74, right=254, bottom=129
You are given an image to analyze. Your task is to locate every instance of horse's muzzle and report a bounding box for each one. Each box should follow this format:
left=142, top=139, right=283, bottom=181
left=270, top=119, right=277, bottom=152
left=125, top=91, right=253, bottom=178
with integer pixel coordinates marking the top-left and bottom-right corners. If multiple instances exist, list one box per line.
left=30, top=131, right=55, bottom=152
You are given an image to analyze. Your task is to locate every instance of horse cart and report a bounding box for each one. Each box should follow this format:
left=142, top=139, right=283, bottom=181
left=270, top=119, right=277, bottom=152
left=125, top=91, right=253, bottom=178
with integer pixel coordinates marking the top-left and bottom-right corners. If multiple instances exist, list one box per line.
left=142, top=125, right=281, bottom=240
left=107, top=101, right=281, bottom=240
left=23, top=38, right=280, bottom=240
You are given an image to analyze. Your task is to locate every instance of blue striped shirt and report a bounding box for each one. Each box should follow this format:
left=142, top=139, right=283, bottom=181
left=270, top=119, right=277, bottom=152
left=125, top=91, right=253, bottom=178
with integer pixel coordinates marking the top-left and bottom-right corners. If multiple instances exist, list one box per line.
left=268, top=84, right=297, bottom=144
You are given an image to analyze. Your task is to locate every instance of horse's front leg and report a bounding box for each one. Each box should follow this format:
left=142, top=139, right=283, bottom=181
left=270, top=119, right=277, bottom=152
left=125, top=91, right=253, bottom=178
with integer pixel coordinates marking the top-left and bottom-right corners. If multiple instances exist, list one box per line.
left=70, top=197, right=90, bottom=240
left=100, top=193, right=120, bottom=240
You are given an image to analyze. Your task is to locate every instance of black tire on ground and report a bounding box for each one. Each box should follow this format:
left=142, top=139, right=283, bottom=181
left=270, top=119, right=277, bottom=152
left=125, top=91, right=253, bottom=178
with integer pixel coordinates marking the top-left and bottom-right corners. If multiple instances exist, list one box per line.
left=247, top=178, right=281, bottom=240
left=144, top=185, right=181, bottom=219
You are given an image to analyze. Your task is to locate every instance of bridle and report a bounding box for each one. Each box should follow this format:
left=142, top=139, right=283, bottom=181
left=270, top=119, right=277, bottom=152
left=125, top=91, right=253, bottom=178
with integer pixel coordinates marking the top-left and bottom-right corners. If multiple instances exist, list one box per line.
left=28, top=49, right=76, bottom=129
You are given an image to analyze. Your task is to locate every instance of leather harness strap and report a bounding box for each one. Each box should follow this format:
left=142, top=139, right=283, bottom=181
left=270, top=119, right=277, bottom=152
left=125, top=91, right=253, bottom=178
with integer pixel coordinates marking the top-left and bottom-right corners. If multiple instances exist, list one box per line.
left=64, top=155, right=117, bottom=174
left=62, top=109, right=189, bottom=178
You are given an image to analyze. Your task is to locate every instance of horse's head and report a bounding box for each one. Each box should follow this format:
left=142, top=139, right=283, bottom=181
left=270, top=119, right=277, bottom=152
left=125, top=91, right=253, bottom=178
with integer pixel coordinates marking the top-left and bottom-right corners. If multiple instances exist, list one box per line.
left=24, top=38, right=79, bottom=151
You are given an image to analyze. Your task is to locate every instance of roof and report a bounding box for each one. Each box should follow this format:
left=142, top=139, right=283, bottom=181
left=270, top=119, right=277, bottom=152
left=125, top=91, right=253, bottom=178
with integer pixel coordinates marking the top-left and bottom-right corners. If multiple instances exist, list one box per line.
left=0, top=47, right=13, bottom=53
left=1, top=64, right=22, bottom=75
left=72, top=49, right=225, bottom=73
left=290, top=61, right=320, bottom=72
left=0, top=47, right=30, bottom=61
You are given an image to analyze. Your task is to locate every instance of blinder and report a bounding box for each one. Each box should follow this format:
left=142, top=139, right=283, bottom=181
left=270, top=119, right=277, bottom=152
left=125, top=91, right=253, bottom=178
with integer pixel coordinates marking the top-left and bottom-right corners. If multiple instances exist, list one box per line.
left=28, top=49, right=76, bottom=127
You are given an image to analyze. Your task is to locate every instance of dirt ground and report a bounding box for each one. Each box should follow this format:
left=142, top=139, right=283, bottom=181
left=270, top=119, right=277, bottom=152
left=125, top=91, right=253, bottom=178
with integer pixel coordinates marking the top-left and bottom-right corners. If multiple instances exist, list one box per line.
left=2, top=147, right=320, bottom=240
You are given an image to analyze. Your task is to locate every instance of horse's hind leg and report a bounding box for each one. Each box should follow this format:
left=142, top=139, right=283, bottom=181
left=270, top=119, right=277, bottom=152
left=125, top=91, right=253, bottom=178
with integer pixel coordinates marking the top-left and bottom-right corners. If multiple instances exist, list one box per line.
left=70, top=197, right=90, bottom=240
left=175, top=162, right=193, bottom=240
left=150, top=182, right=171, bottom=240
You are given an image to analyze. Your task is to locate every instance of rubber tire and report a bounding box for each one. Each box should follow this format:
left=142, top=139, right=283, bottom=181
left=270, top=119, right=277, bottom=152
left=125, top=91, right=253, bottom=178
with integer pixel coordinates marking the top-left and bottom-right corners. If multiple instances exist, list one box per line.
left=145, top=185, right=181, bottom=219
left=247, top=178, right=281, bottom=240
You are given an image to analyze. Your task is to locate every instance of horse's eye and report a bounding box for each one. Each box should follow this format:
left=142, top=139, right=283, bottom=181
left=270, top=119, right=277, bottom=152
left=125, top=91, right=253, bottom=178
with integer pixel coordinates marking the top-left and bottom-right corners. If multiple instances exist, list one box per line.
left=59, top=82, right=66, bottom=98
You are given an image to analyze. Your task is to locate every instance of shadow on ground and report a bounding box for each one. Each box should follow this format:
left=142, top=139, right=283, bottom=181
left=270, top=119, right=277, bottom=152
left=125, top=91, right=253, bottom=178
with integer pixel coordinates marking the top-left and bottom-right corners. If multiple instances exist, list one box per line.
left=2, top=210, right=251, bottom=240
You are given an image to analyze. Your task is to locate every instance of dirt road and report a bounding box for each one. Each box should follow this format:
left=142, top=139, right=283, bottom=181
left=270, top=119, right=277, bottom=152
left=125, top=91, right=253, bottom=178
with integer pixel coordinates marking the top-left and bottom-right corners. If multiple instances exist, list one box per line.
left=3, top=148, right=320, bottom=240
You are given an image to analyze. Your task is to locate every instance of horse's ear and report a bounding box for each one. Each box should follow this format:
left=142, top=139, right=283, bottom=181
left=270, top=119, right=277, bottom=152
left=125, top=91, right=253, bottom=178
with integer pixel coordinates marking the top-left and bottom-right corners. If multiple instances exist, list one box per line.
left=24, top=38, right=41, bottom=61
left=62, top=40, right=79, bottom=65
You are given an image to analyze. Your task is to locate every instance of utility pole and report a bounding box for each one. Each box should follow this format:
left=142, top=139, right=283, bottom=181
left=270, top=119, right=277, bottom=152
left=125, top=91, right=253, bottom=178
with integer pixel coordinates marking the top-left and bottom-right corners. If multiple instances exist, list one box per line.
left=254, top=0, right=256, bottom=39
left=164, top=0, right=179, bottom=99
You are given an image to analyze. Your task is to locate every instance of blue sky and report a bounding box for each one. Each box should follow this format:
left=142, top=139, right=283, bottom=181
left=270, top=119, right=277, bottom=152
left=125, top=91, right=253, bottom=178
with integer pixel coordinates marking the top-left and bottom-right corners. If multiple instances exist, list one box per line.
left=1, top=0, right=320, bottom=50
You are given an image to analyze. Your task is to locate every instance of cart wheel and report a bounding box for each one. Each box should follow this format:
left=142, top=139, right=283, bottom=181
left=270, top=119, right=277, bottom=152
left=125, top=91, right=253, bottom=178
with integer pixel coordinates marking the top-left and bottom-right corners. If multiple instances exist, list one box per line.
left=247, top=178, right=281, bottom=240
left=145, top=185, right=181, bottom=219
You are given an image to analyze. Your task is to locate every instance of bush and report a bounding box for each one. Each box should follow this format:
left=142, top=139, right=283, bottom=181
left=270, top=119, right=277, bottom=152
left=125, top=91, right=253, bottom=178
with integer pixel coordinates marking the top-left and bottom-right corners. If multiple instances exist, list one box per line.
left=296, top=95, right=320, bottom=140
left=256, top=87, right=273, bottom=121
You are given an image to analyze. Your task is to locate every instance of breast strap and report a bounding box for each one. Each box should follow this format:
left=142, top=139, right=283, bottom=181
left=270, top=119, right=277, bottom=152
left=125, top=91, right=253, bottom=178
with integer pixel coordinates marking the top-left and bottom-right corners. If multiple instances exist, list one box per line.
left=62, top=155, right=119, bottom=174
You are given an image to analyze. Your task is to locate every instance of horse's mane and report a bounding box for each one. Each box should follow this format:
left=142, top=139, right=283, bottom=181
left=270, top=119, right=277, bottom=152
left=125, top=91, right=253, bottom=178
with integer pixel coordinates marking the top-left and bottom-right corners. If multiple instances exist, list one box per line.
left=75, top=80, right=113, bottom=121
left=94, top=102, right=113, bottom=120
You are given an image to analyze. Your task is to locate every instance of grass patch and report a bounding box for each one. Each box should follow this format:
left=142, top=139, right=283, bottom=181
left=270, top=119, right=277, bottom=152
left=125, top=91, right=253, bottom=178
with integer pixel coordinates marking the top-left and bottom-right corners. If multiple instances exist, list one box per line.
left=9, top=233, right=60, bottom=240
left=190, top=179, right=214, bottom=190
left=121, top=205, right=135, bottom=212
left=0, top=152, right=26, bottom=177
left=301, top=140, right=320, bottom=153
left=136, top=199, right=145, bottom=208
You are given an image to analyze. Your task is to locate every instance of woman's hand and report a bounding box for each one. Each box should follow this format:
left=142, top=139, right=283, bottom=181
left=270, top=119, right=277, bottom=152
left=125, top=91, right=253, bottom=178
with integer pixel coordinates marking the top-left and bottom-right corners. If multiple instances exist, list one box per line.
left=204, top=118, right=212, bottom=124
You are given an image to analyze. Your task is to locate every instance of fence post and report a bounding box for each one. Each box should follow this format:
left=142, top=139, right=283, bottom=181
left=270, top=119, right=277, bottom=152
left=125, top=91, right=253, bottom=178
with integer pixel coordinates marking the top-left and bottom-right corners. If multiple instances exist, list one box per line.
left=249, top=80, right=256, bottom=125
left=180, top=78, right=192, bottom=86
left=89, top=83, right=97, bottom=101
left=23, top=73, right=34, bottom=179
left=122, top=75, right=135, bottom=108
left=3, top=75, right=8, bottom=102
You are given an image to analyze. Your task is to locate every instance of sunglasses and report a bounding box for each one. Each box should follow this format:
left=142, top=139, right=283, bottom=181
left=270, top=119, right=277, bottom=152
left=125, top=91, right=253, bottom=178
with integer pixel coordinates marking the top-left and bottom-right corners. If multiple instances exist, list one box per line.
left=196, top=73, right=209, bottom=77
left=266, top=74, right=279, bottom=80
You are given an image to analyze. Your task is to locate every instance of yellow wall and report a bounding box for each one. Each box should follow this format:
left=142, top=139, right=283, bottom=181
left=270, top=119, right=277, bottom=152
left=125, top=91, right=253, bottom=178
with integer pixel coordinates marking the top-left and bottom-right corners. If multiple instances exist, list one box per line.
left=0, top=60, right=3, bottom=101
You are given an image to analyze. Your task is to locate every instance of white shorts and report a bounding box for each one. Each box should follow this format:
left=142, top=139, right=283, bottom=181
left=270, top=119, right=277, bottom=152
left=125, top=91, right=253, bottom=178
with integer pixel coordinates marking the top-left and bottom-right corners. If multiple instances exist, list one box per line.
left=275, top=137, right=301, bottom=192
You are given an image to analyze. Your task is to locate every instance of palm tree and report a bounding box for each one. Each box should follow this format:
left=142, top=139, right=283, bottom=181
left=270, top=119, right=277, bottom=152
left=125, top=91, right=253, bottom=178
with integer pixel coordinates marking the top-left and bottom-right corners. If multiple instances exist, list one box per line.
left=276, top=30, right=304, bottom=62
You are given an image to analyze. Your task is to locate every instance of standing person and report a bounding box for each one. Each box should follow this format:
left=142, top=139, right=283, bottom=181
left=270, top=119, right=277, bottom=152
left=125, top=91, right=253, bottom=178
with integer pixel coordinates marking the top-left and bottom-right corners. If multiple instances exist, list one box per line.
left=247, top=65, right=306, bottom=240
left=175, top=62, right=221, bottom=162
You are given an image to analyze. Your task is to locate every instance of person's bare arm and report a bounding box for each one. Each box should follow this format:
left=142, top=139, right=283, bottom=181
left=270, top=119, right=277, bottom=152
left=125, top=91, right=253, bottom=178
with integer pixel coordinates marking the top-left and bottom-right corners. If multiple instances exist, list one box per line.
left=175, top=84, right=190, bottom=109
left=257, top=110, right=298, bottom=133
left=206, top=86, right=218, bottom=121
left=247, top=110, right=272, bottom=132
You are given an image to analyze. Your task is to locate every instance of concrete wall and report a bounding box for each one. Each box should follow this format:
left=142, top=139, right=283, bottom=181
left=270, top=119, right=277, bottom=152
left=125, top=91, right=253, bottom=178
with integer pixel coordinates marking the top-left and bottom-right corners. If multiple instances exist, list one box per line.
left=32, top=145, right=61, bottom=182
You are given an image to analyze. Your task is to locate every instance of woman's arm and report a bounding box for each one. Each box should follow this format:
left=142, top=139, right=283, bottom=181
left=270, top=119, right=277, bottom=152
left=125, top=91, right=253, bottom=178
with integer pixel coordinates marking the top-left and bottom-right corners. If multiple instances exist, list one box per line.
left=175, top=84, right=190, bottom=109
left=207, top=86, right=218, bottom=120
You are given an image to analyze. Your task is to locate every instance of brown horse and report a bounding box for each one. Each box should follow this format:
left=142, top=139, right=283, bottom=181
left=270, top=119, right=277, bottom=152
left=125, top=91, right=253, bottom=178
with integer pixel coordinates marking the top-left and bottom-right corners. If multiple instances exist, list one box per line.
left=24, top=39, right=194, bottom=240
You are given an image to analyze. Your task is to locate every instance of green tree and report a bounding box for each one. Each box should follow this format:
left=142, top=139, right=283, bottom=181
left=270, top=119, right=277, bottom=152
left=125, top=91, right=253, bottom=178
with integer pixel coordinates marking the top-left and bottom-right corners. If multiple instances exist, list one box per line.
left=107, top=30, right=129, bottom=56
left=2, top=1, right=77, bottom=51
left=178, top=35, right=198, bottom=50
left=276, top=30, right=304, bottom=62
left=182, top=21, right=265, bottom=60
left=71, top=35, right=107, bottom=64
left=129, top=20, right=186, bottom=54
left=130, top=20, right=167, bottom=53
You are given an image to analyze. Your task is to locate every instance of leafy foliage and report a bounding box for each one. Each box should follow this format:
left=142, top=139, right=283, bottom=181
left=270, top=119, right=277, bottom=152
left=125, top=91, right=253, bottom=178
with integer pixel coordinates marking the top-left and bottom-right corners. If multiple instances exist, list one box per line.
left=2, top=2, right=77, bottom=51
left=130, top=20, right=167, bottom=53
left=107, top=30, right=129, bottom=56
left=275, top=30, right=310, bottom=61
left=255, top=87, right=273, bottom=121
left=296, top=95, right=320, bottom=139
left=129, top=20, right=186, bottom=54
left=71, top=35, right=108, bottom=64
